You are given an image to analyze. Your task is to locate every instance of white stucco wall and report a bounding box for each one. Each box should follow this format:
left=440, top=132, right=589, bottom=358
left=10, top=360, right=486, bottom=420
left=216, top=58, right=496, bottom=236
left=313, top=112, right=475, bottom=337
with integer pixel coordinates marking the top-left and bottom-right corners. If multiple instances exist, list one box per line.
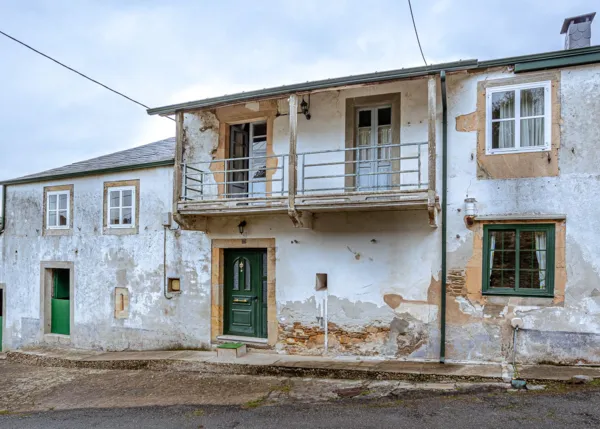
left=0, top=167, right=210, bottom=351
left=3, top=63, right=600, bottom=364
left=179, top=63, right=600, bottom=363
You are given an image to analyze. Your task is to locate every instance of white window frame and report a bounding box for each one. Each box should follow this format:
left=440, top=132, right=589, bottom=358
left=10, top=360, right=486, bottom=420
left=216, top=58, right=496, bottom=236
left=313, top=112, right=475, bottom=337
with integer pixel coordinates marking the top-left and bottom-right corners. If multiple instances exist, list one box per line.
left=485, top=81, right=552, bottom=155
left=46, top=190, right=70, bottom=230
left=106, top=186, right=136, bottom=229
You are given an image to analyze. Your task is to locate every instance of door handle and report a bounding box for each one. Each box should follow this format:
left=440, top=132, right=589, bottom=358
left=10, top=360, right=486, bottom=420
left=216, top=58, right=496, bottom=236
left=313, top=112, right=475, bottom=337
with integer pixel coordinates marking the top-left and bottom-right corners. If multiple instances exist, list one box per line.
left=252, top=296, right=258, bottom=302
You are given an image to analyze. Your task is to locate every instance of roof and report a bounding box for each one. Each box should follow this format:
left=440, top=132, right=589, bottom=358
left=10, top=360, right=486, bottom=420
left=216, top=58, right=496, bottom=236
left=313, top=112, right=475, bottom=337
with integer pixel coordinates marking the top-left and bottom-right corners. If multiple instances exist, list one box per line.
left=147, top=45, right=600, bottom=116
left=1, top=137, right=175, bottom=186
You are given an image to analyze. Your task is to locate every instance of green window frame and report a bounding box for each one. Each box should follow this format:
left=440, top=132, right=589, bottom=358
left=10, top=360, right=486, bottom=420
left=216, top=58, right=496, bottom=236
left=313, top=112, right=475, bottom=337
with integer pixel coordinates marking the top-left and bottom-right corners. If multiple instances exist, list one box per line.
left=482, top=224, right=555, bottom=297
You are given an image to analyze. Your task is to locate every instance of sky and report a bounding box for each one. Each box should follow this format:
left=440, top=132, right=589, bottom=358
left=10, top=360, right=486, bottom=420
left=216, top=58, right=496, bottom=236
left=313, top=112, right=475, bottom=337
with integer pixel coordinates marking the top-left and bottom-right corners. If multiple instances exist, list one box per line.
left=0, top=0, right=598, bottom=181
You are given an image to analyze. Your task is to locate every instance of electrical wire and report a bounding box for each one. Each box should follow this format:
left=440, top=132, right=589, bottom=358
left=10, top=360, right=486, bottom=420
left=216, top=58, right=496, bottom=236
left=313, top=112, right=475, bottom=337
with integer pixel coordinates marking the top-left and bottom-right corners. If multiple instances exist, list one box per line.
left=407, top=0, right=428, bottom=67
left=0, top=29, right=174, bottom=121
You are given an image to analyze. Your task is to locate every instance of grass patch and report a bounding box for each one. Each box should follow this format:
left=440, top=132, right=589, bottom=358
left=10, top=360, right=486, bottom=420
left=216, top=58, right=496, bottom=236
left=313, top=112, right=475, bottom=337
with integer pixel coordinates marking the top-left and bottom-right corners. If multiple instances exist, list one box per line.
left=0, top=410, right=12, bottom=416
left=191, top=409, right=204, bottom=417
left=243, top=396, right=267, bottom=410
left=272, top=382, right=292, bottom=393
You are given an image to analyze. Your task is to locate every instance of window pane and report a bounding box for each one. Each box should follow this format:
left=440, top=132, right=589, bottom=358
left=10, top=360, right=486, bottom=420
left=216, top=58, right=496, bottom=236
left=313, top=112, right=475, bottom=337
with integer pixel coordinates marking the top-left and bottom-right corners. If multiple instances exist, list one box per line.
left=491, top=91, right=515, bottom=119
left=519, top=269, right=545, bottom=289
left=244, top=258, right=251, bottom=291
left=358, top=110, right=371, bottom=128
left=521, top=87, right=544, bottom=117
left=493, top=230, right=516, bottom=250
left=58, top=193, right=68, bottom=210
left=58, top=210, right=68, bottom=226
left=492, top=121, right=515, bottom=149
left=490, top=269, right=516, bottom=288
left=109, top=208, right=120, bottom=225
left=252, top=122, right=267, bottom=137
left=110, top=191, right=121, bottom=208
left=122, top=208, right=132, bottom=225
left=519, top=231, right=535, bottom=250
left=521, top=117, right=544, bottom=147
left=520, top=251, right=542, bottom=270
left=122, top=190, right=133, bottom=207
left=378, top=107, right=391, bottom=126
left=49, top=195, right=57, bottom=210
left=233, top=260, right=240, bottom=291
left=49, top=212, right=57, bottom=226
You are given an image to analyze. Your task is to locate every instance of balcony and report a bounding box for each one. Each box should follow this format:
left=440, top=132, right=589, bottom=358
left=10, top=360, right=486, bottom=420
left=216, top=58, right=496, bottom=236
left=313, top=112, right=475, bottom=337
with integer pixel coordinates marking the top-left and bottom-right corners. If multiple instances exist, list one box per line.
left=178, top=141, right=432, bottom=217
left=175, top=78, right=439, bottom=227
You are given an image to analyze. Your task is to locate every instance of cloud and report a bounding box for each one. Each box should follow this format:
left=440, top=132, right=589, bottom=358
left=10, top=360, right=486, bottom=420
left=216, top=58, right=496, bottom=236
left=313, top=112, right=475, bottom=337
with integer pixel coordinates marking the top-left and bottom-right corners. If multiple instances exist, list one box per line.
left=0, top=0, right=598, bottom=181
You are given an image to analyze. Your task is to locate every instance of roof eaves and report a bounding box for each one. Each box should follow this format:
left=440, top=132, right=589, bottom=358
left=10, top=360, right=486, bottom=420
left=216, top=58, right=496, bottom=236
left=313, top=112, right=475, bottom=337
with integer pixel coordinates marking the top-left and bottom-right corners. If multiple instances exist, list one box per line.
left=0, top=159, right=174, bottom=186
left=147, top=59, right=479, bottom=116
left=478, top=45, right=600, bottom=68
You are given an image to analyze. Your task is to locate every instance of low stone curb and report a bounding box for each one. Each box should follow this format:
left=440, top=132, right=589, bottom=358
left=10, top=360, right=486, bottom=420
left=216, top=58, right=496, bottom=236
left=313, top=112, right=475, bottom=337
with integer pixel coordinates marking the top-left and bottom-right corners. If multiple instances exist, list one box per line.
left=2, top=351, right=508, bottom=383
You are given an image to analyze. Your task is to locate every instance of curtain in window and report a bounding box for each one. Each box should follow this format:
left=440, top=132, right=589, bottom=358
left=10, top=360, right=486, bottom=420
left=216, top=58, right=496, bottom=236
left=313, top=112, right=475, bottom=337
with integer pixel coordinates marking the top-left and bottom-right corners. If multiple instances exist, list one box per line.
left=534, top=232, right=546, bottom=288
left=520, top=88, right=545, bottom=147
left=489, top=234, right=496, bottom=271
left=491, top=91, right=515, bottom=149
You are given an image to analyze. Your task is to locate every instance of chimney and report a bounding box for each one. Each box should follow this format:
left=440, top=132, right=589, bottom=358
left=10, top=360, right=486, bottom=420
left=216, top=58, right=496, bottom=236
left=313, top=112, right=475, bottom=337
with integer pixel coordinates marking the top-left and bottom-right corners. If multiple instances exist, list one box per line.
left=560, top=12, right=596, bottom=49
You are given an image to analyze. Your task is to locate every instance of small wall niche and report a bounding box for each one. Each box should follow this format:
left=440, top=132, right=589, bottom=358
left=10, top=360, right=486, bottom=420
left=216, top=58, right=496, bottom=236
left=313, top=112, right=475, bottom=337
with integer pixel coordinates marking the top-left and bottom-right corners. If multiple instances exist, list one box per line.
left=315, top=273, right=328, bottom=291
left=168, top=278, right=181, bottom=293
left=114, top=287, right=129, bottom=319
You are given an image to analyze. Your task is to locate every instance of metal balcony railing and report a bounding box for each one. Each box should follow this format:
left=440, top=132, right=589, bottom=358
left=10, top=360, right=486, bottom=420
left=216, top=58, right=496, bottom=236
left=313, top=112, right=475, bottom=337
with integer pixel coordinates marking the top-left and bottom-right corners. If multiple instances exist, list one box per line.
left=182, top=154, right=288, bottom=202
left=298, top=142, right=428, bottom=195
left=181, top=142, right=428, bottom=203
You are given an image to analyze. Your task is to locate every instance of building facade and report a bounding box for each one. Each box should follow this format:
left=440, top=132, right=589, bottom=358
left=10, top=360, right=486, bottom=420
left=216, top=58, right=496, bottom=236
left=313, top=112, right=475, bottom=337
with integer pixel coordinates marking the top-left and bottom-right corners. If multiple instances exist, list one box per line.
left=2, top=15, right=600, bottom=364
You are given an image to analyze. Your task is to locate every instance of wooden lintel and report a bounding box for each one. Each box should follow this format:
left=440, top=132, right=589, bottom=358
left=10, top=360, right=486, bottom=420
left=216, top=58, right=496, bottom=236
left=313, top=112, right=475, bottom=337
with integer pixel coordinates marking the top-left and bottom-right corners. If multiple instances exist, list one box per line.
left=174, top=112, right=185, bottom=214
left=288, top=94, right=298, bottom=212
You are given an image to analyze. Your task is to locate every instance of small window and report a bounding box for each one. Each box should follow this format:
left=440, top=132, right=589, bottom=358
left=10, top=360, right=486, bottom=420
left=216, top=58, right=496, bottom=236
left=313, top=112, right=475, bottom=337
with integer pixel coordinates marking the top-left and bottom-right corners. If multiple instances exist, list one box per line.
left=486, top=81, right=551, bottom=154
left=47, top=191, right=70, bottom=229
left=482, top=224, right=555, bottom=297
left=107, top=186, right=135, bottom=228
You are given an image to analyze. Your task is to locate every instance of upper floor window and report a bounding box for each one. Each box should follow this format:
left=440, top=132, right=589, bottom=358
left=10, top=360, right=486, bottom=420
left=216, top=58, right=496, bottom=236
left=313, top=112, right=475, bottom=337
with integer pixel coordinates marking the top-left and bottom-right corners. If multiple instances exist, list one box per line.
left=107, top=186, right=135, bottom=228
left=46, top=190, right=70, bottom=229
left=486, top=81, right=551, bottom=154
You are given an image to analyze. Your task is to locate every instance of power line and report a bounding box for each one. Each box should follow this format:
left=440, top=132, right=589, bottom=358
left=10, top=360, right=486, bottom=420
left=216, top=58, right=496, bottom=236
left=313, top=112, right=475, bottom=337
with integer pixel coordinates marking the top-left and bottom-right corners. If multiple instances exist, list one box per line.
left=407, top=0, right=428, bottom=67
left=0, top=29, right=174, bottom=121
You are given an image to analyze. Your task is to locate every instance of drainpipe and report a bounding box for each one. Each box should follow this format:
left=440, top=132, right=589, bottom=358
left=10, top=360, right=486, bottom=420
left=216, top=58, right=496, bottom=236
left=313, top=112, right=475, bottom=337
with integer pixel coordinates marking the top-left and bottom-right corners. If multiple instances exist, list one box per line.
left=440, top=70, right=448, bottom=364
left=0, top=185, right=6, bottom=234
left=163, top=225, right=173, bottom=300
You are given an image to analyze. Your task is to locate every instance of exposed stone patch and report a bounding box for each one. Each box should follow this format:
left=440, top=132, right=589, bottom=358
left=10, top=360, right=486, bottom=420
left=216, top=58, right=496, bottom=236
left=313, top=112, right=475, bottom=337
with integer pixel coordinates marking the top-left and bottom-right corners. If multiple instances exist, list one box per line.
left=384, top=294, right=403, bottom=309
left=455, top=111, right=478, bottom=132
left=278, top=322, right=390, bottom=356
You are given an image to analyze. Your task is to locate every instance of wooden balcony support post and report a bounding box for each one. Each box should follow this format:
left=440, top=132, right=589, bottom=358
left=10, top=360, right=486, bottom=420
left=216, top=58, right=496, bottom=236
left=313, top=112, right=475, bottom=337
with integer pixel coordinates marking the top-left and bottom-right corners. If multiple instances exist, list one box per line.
left=427, top=76, right=439, bottom=227
left=287, top=94, right=312, bottom=229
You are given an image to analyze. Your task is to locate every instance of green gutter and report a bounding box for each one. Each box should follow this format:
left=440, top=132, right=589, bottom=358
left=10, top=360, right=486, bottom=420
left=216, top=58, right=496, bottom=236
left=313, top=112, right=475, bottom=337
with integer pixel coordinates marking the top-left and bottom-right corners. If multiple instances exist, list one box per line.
left=515, top=51, right=600, bottom=73
left=440, top=70, right=448, bottom=364
left=0, top=160, right=174, bottom=187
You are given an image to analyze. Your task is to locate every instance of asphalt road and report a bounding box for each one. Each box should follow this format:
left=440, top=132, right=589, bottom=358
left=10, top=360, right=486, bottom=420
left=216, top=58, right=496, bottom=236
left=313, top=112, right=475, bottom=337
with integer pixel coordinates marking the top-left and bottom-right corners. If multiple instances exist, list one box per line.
left=2, top=388, right=600, bottom=429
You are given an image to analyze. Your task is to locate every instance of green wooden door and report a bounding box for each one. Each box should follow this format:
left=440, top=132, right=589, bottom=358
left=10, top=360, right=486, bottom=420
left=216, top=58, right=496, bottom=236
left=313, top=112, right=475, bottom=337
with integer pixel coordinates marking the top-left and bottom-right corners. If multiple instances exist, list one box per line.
left=51, top=269, right=70, bottom=335
left=224, top=249, right=267, bottom=338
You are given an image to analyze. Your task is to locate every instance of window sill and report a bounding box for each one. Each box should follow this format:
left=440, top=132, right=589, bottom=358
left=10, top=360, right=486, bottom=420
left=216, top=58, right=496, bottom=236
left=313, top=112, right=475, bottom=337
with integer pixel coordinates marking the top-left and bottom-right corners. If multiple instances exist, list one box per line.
left=485, top=147, right=551, bottom=156
left=44, top=228, right=73, bottom=237
left=103, top=227, right=138, bottom=236
left=483, top=291, right=554, bottom=299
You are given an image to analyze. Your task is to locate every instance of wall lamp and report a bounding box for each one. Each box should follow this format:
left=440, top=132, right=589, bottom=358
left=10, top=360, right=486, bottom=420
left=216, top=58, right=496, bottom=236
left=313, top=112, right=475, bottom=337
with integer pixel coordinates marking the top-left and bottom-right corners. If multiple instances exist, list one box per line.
left=464, top=198, right=477, bottom=226
left=300, top=96, right=311, bottom=120
left=238, top=220, right=247, bottom=234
